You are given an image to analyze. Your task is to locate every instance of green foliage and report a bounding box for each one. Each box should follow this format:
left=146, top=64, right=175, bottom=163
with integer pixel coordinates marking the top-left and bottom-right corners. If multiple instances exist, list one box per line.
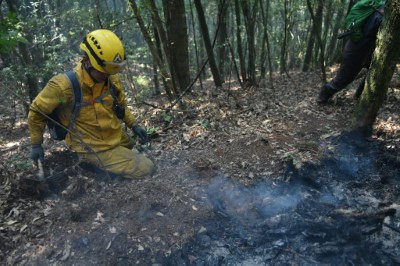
left=146, top=126, right=161, bottom=135
left=0, top=1, right=104, bottom=97
left=135, top=74, right=149, bottom=87
left=160, top=111, right=173, bottom=124
left=6, top=155, right=31, bottom=170
left=0, top=0, right=367, bottom=111
left=132, top=74, right=154, bottom=102
left=0, top=64, right=27, bottom=103
left=0, top=12, right=27, bottom=52
left=129, top=47, right=151, bottom=62
left=199, top=120, right=211, bottom=129
left=294, top=141, right=318, bottom=152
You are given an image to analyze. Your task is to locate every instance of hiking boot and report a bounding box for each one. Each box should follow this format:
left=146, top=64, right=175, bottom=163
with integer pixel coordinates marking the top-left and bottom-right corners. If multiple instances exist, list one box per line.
left=316, top=85, right=336, bottom=104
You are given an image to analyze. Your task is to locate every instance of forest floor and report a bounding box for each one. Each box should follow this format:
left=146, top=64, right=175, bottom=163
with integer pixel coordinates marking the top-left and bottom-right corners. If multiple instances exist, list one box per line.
left=1, top=69, right=400, bottom=265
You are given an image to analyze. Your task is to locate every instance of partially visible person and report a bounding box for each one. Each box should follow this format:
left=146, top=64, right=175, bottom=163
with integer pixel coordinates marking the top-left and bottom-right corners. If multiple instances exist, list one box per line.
left=28, top=29, right=154, bottom=178
left=317, top=1, right=386, bottom=104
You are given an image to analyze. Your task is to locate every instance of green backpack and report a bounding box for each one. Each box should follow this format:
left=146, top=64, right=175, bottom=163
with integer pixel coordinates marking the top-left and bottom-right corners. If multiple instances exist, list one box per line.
left=344, top=0, right=386, bottom=41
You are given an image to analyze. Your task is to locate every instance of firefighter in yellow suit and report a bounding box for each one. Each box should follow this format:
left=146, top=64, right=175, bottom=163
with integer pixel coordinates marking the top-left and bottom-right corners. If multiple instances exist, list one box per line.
left=28, top=29, right=154, bottom=178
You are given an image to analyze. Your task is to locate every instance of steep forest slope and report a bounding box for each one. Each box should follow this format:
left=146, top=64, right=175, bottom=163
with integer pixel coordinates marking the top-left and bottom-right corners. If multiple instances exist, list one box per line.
left=1, top=70, right=400, bottom=265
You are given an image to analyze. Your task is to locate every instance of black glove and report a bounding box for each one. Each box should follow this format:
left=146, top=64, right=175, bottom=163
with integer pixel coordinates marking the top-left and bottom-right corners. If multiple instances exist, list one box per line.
left=132, top=124, right=149, bottom=144
left=31, top=144, right=44, bottom=164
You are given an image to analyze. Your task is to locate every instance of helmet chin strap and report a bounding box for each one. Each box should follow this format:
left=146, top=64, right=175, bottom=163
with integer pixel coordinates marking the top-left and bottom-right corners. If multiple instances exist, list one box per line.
left=82, top=59, right=104, bottom=83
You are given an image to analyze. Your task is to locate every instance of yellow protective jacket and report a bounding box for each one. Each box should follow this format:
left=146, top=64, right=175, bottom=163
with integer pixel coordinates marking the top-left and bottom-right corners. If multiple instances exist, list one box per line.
left=28, top=62, right=136, bottom=153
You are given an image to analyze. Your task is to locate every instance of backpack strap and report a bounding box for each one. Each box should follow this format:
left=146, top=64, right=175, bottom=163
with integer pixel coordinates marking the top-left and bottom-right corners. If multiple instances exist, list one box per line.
left=64, top=71, right=82, bottom=134
left=108, top=78, right=119, bottom=102
left=108, top=78, right=125, bottom=119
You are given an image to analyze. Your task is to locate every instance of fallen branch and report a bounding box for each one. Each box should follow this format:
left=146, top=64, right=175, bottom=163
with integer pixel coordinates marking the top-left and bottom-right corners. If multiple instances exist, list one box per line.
left=0, top=143, right=30, bottom=154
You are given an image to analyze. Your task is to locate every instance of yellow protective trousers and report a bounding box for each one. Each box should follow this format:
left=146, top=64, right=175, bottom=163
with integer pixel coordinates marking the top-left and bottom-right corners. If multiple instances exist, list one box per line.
left=79, top=146, right=154, bottom=178
left=78, top=131, right=154, bottom=178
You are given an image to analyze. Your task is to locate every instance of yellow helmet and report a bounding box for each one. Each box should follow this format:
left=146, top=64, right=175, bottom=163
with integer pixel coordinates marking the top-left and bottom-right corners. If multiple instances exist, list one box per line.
left=80, top=29, right=126, bottom=75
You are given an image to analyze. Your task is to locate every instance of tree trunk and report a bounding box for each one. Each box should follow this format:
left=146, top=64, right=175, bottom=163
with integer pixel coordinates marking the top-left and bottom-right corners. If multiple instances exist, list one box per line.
left=152, top=26, right=172, bottom=99
left=234, top=0, right=247, bottom=82
left=313, top=1, right=324, bottom=71
left=321, top=1, right=333, bottom=59
left=279, top=0, right=289, bottom=74
left=306, top=0, right=326, bottom=82
left=353, top=0, right=400, bottom=134
left=129, top=0, right=178, bottom=103
left=326, top=0, right=347, bottom=65
left=6, top=0, right=40, bottom=103
left=163, top=0, right=191, bottom=91
left=189, top=0, right=204, bottom=91
left=147, top=0, right=179, bottom=96
left=302, top=23, right=316, bottom=72
left=259, top=0, right=274, bottom=89
left=152, top=61, right=160, bottom=95
left=217, top=0, right=229, bottom=79
left=194, top=0, right=223, bottom=87
left=260, top=30, right=267, bottom=77
left=240, top=0, right=258, bottom=84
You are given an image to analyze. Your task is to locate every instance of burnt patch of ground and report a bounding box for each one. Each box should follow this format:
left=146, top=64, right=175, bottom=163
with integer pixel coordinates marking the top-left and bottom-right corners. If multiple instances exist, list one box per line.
left=163, top=132, right=400, bottom=265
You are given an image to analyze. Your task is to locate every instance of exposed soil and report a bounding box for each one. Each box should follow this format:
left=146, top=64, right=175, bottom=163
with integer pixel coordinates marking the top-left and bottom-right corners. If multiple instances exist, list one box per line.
left=1, top=70, right=400, bottom=265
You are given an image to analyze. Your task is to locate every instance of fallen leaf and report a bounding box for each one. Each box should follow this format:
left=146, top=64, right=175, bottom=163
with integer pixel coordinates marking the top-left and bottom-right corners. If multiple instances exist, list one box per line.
left=106, top=241, right=112, bottom=250
left=60, top=244, right=71, bottom=261
left=6, top=220, right=18, bottom=226
left=20, top=224, right=28, bottom=233
left=43, top=206, right=52, bottom=217
left=95, top=211, right=105, bottom=223
left=198, top=226, right=207, bottom=233
left=188, top=255, right=197, bottom=263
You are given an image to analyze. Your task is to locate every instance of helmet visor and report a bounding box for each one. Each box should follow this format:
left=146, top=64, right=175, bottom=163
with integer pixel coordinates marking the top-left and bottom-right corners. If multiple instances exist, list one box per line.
left=102, top=60, right=127, bottom=75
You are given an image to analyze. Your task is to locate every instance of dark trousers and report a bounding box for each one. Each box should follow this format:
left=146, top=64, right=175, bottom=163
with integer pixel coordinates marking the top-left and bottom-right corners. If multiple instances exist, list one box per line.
left=327, top=37, right=377, bottom=91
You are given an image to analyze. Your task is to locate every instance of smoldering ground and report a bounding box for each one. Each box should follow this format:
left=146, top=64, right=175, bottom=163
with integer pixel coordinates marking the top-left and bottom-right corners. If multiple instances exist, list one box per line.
left=163, top=132, right=400, bottom=265
left=3, top=130, right=400, bottom=265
